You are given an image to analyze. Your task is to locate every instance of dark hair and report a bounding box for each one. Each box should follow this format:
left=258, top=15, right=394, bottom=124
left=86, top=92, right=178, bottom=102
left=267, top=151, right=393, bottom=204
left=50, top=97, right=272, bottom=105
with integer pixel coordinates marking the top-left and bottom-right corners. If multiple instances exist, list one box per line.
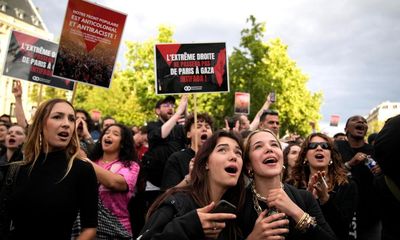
left=89, top=123, right=137, bottom=167
left=287, top=132, right=348, bottom=189
left=0, top=114, right=11, bottom=123
left=101, top=116, right=116, bottom=129
left=282, top=142, right=301, bottom=181
left=147, top=130, right=245, bottom=219
left=138, top=126, right=148, bottom=134
left=333, top=132, right=346, bottom=139
left=76, top=109, right=94, bottom=132
left=259, top=109, right=279, bottom=123
left=184, top=113, right=214, bottom=135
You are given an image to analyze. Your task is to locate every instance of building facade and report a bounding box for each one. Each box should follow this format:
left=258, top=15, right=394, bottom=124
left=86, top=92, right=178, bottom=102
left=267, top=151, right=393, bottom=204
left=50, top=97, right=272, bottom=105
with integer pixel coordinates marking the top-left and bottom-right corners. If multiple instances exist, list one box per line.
left=366, top=101, right=400, bottom=133
left=0, top=0, right=53, bottom=122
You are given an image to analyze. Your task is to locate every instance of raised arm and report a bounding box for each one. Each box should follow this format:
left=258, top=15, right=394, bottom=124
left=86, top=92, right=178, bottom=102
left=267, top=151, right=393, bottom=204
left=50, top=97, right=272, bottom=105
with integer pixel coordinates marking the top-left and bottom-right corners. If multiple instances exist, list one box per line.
left=161, top=94, right=188, bottom=138
left=249, top=93, right=273, bottom=131
left=12, top=80, right=28, bottom=128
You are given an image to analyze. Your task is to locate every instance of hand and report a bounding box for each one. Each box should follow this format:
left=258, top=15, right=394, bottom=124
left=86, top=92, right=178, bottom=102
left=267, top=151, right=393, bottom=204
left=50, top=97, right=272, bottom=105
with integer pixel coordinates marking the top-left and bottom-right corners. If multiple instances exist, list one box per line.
left=371, top=164, right=382, bottom=175
left=267, top=188, right=304, bottom=220
left=197, top=202, right=236, bottom=239
left=311, top=171, right=330, bottom=204
left=76, top=118, right=91, bottom=139
left=176, top=94, right=188, bottom=116
left=12, top=80, right=23, bottom=99
left=247, top=210, right=289, bottom=240
left=350, top=152, right=367, bottom=166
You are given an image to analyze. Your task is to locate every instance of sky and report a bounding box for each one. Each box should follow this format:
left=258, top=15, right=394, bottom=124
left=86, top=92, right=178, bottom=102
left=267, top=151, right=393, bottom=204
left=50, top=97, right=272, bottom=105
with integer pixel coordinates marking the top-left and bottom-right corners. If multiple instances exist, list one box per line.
left=31, top=0, right=400, bottom=134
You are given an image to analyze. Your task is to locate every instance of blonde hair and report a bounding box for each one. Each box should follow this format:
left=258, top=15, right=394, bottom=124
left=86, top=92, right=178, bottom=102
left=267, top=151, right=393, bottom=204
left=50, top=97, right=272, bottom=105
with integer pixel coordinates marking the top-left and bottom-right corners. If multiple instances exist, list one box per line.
left=244, top=129, right=282, bottom=167
left=23, top=99, right=80, bottom=180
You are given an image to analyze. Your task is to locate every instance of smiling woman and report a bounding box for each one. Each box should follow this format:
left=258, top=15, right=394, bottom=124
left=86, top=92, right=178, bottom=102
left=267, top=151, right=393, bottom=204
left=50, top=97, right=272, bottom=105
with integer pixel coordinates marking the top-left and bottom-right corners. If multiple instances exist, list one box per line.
left=238, top=129, right=337, bottom=240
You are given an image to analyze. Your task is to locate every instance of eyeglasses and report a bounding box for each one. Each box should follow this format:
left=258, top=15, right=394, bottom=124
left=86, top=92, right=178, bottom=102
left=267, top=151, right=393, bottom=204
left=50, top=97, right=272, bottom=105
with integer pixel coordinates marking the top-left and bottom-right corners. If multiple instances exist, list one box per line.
left=160, top=103, right=175, bottom=108
left=308, top=142, right=330, bottom=150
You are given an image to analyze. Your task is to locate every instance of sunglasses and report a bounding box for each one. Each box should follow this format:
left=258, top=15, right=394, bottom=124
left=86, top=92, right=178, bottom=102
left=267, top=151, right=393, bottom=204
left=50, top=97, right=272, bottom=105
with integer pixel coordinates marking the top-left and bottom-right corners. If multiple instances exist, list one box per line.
left=308, top=142, right=330, bottom=150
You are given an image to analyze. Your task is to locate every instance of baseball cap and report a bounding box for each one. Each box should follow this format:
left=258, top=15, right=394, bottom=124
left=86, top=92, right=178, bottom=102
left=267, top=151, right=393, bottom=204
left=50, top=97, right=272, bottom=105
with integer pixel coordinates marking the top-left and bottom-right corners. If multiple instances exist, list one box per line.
left=155, top=96, right=176, bottom=109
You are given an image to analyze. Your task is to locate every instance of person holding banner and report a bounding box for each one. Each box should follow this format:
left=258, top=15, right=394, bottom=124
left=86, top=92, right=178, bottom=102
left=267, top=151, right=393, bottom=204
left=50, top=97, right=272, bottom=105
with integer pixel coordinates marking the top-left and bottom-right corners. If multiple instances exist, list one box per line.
left=161, top=113, right=214, bottom=190
left=5, top=99, right=98, bottom=239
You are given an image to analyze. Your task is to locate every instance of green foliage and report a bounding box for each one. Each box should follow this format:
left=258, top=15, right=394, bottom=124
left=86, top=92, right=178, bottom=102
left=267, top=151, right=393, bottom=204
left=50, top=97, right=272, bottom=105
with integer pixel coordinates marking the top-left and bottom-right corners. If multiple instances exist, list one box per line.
left=228, top=15, right=323, bottom=136
left=28, top=83, right=68, bottom=106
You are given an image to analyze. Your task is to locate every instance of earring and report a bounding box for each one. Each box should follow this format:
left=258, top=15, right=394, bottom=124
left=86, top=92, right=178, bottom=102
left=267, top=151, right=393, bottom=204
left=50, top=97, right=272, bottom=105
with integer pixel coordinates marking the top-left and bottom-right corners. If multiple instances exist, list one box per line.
left=329, top=160, right=333, bottom=165
left=303, top=159, right=308, bottom=165
left=282, top=165, right=286, bottom=170
left=248, top=169, right=254, bottom=178
left=205, top=164, right=209, bottom=171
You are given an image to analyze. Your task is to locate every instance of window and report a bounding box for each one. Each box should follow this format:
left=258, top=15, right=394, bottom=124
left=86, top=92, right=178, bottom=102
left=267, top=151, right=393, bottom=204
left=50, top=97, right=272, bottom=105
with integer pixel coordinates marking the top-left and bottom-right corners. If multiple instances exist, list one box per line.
left=393, top=105, right=398, bottom=109
left=382, top=105, right=388, bottom=109
left=31, top=15, right=40, bottom=26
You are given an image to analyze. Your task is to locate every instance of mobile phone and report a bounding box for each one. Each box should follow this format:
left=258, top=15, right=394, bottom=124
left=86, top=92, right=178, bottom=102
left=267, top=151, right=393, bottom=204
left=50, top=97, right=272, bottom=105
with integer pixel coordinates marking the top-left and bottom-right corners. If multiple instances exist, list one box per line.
left=211, top=200, right=237, bottom=214
left=270, top=91, right=276, bottom=103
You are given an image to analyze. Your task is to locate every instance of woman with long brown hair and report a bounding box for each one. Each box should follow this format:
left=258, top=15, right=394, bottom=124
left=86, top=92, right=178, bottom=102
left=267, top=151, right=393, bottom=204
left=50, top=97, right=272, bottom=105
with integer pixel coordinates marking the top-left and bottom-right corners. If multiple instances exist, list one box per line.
left=6, top=99, right=98, bottom=239
left=239, top=129, right=337, bottom=240
left=288, top=132, right=357, bottom=240
left=138, top=130, right=245, bottom=239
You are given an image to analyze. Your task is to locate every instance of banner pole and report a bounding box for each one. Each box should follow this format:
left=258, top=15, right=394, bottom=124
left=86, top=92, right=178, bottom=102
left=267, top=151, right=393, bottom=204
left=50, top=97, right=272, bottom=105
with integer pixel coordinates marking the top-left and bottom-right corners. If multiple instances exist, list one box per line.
left=70, top=82, right=78, bottom=105
left=37, top=84, right=43, bottom=107
left=194, top=94, right=198, bottom=153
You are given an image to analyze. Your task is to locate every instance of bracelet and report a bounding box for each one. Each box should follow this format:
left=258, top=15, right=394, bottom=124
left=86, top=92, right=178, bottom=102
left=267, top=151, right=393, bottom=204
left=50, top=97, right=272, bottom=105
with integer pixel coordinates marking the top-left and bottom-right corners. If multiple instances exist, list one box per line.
left=295, top=212, right=317, bottom=233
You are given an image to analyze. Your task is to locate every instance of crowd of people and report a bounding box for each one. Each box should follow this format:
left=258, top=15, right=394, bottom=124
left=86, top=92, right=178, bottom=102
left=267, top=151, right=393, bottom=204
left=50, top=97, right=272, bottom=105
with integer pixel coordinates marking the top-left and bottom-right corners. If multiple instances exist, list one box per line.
left=0, top=81, right=399, bottom=240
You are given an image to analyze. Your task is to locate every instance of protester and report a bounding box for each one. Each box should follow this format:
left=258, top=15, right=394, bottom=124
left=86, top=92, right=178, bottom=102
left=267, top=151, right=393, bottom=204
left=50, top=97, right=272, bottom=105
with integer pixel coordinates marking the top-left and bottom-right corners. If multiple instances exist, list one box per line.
left=102, top=116, right=116, bottom=131
left=161, top=113, right=213, bottom=190
left=282, top=142, right=301, bottom=182
left=12, top=80, right=28, bottom=129
left=0, top=115, right=11, bottom=124
left=0, top=125, right=26, bottom=165
left=289, top=133, right=358, bottom=240
left=138, top=130, right=245, bottom=239
left=76, top=109, right=95, bottom=155
left=5, top=99, right=98, bottom=239
left=333, top=132, right=347, bottom=142
left=373, top=114, right=400, bottom=240
left=239, top=129, right=336, bottom=240
left=86, top=123, right=140, bottom=237
left=0, top=122, right=10, bottom=153
left=335, top=115, right=381, bottom=240
left=133, top=126, right=148, bottom=161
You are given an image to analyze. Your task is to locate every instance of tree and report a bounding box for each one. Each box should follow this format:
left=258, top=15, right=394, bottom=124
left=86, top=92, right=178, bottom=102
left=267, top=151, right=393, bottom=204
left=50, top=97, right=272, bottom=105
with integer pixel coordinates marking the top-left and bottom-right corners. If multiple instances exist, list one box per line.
left=228, top=16, right=322, bottom=136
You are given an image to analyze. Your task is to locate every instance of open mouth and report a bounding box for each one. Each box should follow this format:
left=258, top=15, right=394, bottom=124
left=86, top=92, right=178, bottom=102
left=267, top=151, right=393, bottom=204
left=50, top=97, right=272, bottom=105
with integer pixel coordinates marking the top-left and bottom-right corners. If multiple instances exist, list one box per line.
left=104, top=139, right=113, bottom=144
left=58, top=132, right=69, bottom=138
left=355, top=125, right=365, bottom=131
left=8, top=138, right=16, bottom=144
left=225, top=166, right=238, bottom=174
left=200, top=134, right=208, bottom=141
left=262, top=158, right=278, bottom=164
left=315, top=154, right=324, bottom=160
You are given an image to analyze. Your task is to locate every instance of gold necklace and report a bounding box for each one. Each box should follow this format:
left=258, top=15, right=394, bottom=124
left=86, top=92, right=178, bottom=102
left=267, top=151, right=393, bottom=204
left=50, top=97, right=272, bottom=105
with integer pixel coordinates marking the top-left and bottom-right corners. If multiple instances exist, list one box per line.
left=251, top=181, right=284, bottom=215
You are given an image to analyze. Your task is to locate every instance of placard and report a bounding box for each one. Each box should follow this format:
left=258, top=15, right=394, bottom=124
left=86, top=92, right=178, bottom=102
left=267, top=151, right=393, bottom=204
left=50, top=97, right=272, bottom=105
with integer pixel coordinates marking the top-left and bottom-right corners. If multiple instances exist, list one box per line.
left=234, top=92, right=250, bottom=114
left=155, top=42, right=229, bottom=94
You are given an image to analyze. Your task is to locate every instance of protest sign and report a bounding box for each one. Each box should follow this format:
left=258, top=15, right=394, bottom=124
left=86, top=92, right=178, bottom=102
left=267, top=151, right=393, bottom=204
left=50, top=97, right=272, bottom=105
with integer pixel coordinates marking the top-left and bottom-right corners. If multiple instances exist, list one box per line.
left=234, top=92, right=250, bottom=115
left=2, top=30, right=74, bottom=91
left=330, top=114, right=340, bottom=127
left=155, top=42, right=229, bottom=94
left=53, top=0, right=127, bottom=88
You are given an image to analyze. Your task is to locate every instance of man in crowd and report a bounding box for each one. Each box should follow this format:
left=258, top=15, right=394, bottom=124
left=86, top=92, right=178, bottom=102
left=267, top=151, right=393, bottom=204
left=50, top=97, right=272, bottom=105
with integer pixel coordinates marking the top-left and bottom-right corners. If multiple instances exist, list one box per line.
left=133, top=126, right=148, bottom=161
left=161, top=113, right=213, bottom=190
left=101, top=116, right=116, bottom=131
left=335, top=115, right=382, bottom=240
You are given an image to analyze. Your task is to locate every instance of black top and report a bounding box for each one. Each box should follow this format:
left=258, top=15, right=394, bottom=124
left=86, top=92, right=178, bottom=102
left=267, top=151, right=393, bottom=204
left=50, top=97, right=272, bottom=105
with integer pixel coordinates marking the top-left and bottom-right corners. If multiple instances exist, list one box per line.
left=9, top=150, right=98, bottom=239
left=238, top=184, right=337, bottom=240
left=335, top=140, right=380, bottom=231
left=374, top=174, right=400, bottom=240
left=138, top=192, right=236, bottom=240
left=161, top=148, right=195, bottom=190
left=320, top=179, right=358, bottom=240
left=142, top=119, right=186, bottom=187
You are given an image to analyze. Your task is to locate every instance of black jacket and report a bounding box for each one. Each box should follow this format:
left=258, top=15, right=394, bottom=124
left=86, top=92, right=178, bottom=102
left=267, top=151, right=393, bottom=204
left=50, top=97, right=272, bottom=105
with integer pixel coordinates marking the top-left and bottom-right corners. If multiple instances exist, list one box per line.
left=138, top=192, right=237, bottom=240
left=238, top=183, right=337, bottom=240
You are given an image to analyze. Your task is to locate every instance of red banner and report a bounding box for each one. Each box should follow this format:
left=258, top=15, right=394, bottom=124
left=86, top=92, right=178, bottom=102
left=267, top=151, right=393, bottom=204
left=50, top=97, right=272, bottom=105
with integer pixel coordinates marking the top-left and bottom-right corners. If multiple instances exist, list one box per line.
left=53, top=0, right=126, bottom=88
left=234, top=92, right=250, bottom=115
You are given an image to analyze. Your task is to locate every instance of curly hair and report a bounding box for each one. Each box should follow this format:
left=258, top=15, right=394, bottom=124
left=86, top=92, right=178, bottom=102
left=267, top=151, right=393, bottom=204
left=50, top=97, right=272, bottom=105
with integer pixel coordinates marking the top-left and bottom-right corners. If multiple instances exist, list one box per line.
left=287, top=132, right=348, bottom=190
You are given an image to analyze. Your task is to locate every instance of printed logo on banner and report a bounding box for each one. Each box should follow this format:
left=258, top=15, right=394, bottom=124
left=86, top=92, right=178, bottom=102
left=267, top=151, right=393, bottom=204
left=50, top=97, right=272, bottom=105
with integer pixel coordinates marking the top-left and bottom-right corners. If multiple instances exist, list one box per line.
left=155, top=42, right=229, bottom=94
left=2, top=30, right=74, bottom=91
